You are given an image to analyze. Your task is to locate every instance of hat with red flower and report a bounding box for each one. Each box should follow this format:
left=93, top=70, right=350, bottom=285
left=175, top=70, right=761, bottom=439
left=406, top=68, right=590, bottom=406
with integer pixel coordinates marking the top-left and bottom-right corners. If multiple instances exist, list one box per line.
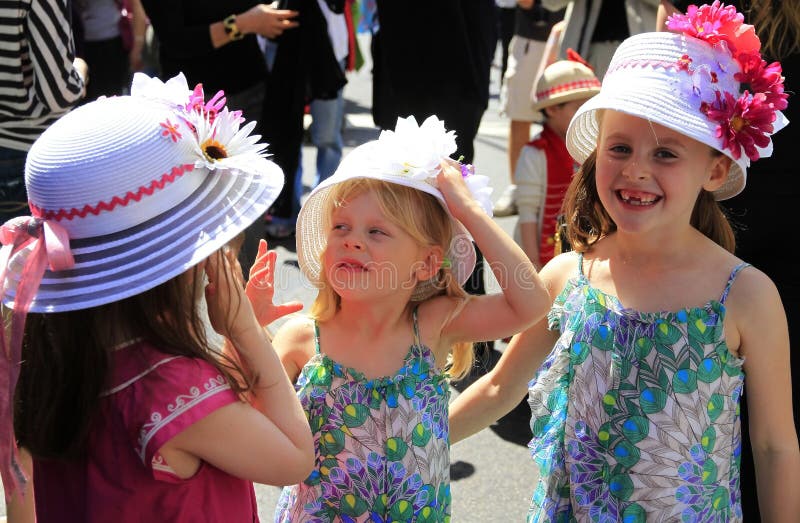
left=565, top=1, right=788, bottom=200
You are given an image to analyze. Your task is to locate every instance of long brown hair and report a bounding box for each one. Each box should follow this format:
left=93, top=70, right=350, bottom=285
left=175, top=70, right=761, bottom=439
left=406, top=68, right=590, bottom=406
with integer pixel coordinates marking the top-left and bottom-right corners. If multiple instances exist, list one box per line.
left=14, top=256, right=249, bottom=460
left=310, top=178, right=474, bottom=380
left=747, top=0, right=800, bottom=59
left=560, top=151, right=736, bottom=253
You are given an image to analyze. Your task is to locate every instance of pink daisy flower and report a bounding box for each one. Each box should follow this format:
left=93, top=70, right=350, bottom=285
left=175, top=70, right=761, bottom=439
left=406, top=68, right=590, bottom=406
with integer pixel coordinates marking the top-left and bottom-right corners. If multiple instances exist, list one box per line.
left=707, top=91, right=775, bottom=161
left=186, top=84, right=227, bottom=124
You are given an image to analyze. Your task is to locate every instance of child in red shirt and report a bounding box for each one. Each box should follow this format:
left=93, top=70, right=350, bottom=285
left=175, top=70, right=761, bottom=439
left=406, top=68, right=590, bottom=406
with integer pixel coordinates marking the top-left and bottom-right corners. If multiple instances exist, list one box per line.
left=514, top=55, right=600, bottom=269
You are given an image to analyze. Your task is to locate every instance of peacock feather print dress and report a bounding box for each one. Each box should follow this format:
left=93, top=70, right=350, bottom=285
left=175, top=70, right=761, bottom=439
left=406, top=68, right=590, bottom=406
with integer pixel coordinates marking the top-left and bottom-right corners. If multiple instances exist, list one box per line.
left=276, top=307, right=451, bottom=522
left=527, top=254, right=748, bottom=522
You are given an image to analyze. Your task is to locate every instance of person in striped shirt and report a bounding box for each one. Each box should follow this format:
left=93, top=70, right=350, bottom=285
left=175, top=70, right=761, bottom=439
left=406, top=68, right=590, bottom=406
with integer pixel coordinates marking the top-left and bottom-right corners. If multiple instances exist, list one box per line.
left=0, top=0, right=87, bottom=222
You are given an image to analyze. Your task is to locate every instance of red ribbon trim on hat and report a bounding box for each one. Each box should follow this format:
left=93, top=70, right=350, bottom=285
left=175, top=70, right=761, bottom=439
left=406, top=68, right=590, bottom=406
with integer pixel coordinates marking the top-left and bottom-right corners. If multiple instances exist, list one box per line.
left=536, top=79, right=602, bottom=101
left=30, top=164, right=195, bottom=221
left=0, top=217, right=75, bottom=497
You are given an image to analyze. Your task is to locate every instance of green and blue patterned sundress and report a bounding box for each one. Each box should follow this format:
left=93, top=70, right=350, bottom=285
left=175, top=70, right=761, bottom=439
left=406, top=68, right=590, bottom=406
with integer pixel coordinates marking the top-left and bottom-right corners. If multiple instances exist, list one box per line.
left=275, top=307, right=451, bottom=522
left=527, top=254, right=748, bottom=522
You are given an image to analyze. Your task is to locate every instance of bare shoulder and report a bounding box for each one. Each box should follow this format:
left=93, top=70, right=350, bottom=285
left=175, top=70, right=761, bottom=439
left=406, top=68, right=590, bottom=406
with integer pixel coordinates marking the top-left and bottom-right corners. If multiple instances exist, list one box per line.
left=539, top=251, right=581, bottom=299
left=722, top=261, right=787, bottom=356
left=415, top=295, right=463, bottom=337
left=725, top=262, right=783, bottom=313
left=272, top=315, right=316, bottom=378
left=273, top=315, right=315, bottom=349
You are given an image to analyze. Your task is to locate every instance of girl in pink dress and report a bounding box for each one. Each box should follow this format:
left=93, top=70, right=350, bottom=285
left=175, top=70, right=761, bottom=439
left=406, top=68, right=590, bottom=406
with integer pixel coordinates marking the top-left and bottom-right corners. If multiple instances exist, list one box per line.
left=0, top=72, right=314, bottom=522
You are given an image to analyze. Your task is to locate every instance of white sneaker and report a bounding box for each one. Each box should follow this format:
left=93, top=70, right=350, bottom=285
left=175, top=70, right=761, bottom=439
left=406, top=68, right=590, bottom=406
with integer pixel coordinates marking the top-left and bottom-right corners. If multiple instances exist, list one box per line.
left=493, top=184, right=518, bottom=217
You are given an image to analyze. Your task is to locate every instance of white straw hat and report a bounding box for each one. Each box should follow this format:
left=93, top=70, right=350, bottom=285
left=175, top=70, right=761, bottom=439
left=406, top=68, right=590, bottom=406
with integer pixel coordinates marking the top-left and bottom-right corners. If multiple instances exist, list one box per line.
left=0, top=73, right=284, bottom=313
left=566, top=3, right=788, bottom=200
left=296, top=115, right=493, bottom=301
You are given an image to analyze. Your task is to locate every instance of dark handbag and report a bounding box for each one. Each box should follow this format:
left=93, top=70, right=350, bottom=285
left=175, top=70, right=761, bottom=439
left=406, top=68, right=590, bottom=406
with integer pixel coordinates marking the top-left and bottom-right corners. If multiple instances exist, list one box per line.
left=553, top=214, right=571, bottom=256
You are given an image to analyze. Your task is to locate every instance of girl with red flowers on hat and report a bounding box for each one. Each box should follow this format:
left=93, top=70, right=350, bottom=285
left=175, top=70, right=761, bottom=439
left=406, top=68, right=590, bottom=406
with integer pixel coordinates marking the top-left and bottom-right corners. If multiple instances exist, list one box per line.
left=450, top=3, right=799, bottom=521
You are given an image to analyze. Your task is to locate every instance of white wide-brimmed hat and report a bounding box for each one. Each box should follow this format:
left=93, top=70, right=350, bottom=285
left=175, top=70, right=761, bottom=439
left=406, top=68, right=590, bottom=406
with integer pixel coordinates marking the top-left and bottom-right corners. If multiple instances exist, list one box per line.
left=0, top=73, right=284, bottom=313
left=566, top=2, right=788, bottom=200
left=296, top=115, right=493, bottom=301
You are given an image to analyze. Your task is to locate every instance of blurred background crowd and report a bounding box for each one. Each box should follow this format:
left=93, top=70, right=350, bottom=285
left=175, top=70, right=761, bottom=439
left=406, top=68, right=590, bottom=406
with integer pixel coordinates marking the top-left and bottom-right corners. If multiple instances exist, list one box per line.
left=0, top=1, right=797, bottom=520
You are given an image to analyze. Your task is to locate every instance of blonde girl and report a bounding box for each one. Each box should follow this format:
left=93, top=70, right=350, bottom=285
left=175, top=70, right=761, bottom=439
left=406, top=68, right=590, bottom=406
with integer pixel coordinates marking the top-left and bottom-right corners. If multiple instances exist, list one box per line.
left=271, top=115, right=550, bottom=522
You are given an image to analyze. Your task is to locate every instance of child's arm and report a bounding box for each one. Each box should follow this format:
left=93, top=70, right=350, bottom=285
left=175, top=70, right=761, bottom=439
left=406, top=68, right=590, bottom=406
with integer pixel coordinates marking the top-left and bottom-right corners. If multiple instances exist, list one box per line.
left=515, top=144, right=547, bottom=269
left=450, top=318, right=558, bottom=443
left=244, top=238, right=311, bottom=382
left=656, top=1, right=683, bottom=32
left=531, top=20, right=565, bottom=96
left=162, top=248, right=314, bottom=486
left=435, top=160, right=550, bottom=345
left=449, top=254, right=569, bottom=443
left=519, top=221, right=541, bottom=270
left=731, top=268, right=800, bottom=519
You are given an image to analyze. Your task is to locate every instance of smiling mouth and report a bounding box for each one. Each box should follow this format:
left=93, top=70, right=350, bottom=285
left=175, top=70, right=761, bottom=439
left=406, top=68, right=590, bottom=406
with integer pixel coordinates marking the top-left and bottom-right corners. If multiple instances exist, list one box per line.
left=336, top=261, right=368, bottom=272
left=617, top=189, right=662, bottom=206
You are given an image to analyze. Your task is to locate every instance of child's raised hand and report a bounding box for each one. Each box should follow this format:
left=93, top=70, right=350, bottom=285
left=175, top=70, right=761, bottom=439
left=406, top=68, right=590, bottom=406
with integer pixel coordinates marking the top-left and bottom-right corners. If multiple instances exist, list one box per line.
left=436, top=159, right=481, bottom=222
left=246, top=239, right=303, bottom=326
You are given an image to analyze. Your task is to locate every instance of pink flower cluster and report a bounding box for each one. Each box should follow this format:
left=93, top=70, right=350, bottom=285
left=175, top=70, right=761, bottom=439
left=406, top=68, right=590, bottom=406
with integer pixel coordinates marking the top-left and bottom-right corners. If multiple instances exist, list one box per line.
left=185, top=84, right=243, bottom=125
left=667, top=1, right=787, bottom=161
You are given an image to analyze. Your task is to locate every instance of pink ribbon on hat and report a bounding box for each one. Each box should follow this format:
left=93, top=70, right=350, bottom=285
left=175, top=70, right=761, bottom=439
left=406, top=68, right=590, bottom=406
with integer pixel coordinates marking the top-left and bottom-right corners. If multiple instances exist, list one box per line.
left=0, top=216, right=74, bottom=498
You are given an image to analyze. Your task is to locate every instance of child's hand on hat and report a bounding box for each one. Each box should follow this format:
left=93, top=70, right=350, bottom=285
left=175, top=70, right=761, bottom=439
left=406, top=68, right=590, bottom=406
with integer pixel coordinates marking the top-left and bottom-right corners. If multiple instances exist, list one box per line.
left=246, top=239, right=303, bottom=327
left=436, top=159, right=482, bottom=222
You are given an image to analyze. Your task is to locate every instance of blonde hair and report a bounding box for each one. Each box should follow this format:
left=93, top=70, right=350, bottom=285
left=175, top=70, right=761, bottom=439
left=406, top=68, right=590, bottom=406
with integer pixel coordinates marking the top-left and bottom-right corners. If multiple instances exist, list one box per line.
left=748, top=0, right=800, bottom=59
left=309, top=178, right=474, bottom=379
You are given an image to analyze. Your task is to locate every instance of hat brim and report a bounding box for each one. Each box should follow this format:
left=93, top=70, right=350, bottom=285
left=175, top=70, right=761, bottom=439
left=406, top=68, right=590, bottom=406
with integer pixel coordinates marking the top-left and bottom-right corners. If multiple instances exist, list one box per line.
left=3, top=162, right=283, bottom=313
left=567, top=89, right=747, bottom=201
left=531, top=88, right=601, bottom=112
left=296, top=148, right=476, bottom=302
left=565, top=32, right=751, bottom=201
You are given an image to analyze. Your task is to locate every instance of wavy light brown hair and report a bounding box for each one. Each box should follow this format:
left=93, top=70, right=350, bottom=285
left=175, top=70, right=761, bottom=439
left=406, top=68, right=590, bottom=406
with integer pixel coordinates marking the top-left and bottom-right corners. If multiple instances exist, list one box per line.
left=309, top=178, right=474, bottom=380
left=747, top=0, right=800, bottom=59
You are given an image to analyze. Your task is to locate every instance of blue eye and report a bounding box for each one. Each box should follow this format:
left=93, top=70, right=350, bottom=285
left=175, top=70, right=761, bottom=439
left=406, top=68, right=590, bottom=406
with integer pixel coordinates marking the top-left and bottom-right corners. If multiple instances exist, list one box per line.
left=369, top=228, right=387, bottom=236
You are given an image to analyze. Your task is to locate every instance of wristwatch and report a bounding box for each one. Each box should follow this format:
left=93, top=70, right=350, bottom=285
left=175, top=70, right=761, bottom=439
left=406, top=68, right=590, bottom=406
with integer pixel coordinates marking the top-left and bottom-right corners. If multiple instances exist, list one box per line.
left=223, top=14, right=244, bottom=41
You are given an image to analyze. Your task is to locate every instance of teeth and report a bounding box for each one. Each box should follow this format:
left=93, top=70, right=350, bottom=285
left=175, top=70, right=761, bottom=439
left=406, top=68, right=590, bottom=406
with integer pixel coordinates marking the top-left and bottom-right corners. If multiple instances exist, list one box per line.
left=619, top=190, right=657, bottom=205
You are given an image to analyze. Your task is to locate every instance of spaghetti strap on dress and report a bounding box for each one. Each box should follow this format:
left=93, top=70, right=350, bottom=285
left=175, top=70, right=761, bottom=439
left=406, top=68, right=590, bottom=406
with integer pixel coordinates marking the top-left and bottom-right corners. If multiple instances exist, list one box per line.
left=526, top=254, right=749, bottom=522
